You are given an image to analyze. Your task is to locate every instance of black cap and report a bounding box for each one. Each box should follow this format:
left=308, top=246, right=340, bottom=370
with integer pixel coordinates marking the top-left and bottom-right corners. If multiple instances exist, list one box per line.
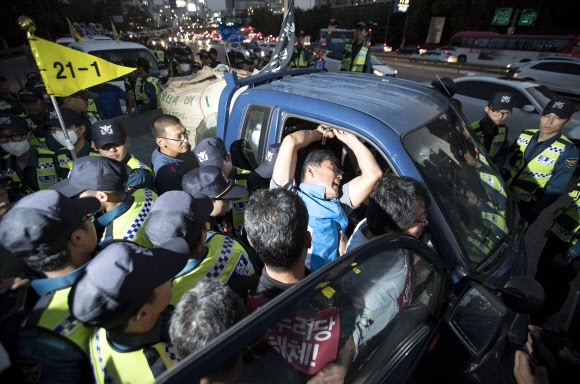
left=0, top=190, right=100, bottom=255
left=488, top=92, right=514, bottom=112
left=50, top=156, right=128, bottom=197
left=199, top=51, right=210, bottom=59
left=90, top=119, right=127, bottom=149
left=298, top=30, right=305, bottom=37
left=194, top=137, right=228, bottom=167
left=543, top=99, right=576, bottom=119
left=26, top=72, right=41, bottom=81
left=209, top=47, right=217, bottom=55
left=182, top=166, right=246, bottom=200
left=146, top=191, right=213, bottom=248
left=254, top=143, right=281, bottom=179
left=0, top=113, right=29, bottom=134
left=46, top=107, right=84, bottom=129
left=192, top=62, right=202, bottom=70
left=68, top=238, right=189, bottom=329
left=18, top=87, right=44, bottom=102
left=355, top=21, right=368, bottom=30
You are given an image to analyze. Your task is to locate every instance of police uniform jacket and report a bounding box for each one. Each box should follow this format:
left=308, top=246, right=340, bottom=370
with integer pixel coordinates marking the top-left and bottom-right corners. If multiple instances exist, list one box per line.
left=18, top=265, right=94, bottom=384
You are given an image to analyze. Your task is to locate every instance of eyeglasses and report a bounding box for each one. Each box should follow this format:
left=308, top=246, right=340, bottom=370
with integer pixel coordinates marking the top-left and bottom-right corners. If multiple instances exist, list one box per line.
left=159, top=132, right=189, bottom=142
left=49, top=125, right=81, bottom=135
left=0, top=133, right=29, bottom=143
left=490, top=109, right=511, bottom=118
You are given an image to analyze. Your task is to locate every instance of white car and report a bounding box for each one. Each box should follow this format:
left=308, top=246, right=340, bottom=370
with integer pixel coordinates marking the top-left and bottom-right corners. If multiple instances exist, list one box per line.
left=229, top=42, right=250, bottom=58
left=322, top=50, right=397, bottom=77
left=410, top=50, right=458, bottom=63
left=452, top=76, right=580, bottom=144
left=506, top=58, right=580, bottom=97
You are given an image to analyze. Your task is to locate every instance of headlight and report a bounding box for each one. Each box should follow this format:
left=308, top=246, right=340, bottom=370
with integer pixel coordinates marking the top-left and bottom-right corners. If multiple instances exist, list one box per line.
left=373, top=69, right=384, bottom=76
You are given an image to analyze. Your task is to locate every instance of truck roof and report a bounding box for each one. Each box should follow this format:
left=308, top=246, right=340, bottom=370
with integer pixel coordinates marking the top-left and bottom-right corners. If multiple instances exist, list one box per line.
left=226, top=71, right=448, bottom=138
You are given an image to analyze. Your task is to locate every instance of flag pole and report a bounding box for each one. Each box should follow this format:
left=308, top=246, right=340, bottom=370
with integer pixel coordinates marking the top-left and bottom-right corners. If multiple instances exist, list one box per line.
left=18, top=15, right=77, bottom=161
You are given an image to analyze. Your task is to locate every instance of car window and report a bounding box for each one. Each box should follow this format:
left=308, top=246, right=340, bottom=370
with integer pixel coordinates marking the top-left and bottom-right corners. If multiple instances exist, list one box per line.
left=530, top=62, right=564, bottom=73
left=240, top=104, right=274, bottom=163
left=327, top=50, right=343, bottom=60
left=455, top=81, right=530, bottom=110
left=370, top=55, right=383, bottom=65
left=563, top=62, right=580, bottom=76
left=403, top=107, right=513, bottom=270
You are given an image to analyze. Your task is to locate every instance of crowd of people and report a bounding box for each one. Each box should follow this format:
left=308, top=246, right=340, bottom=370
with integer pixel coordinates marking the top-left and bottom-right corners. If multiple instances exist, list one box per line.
left=2, top=36, right=580, bottom=383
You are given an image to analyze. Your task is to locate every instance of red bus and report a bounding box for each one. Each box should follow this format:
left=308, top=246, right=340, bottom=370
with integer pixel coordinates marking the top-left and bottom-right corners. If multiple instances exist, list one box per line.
left=448, top=31, right=580, bottom=67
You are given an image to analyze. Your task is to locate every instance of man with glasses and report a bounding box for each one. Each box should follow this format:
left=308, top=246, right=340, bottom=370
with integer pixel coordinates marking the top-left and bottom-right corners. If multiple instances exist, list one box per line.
left=470, top=92, right=514, bottom=168
left=506, top=99, right=578, bottom=224
left=151, top=114, right=191, bottom=194
left=0, top=113, right=61, bottom=201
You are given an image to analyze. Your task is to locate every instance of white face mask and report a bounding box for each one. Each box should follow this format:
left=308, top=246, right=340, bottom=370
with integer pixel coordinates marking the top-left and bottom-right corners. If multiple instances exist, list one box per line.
left=53, top=129, right=79, bottom=147
left=1, top=140, right=30, bottom=156
left=180, top=64, right=191, bottom=72
left=160, top=70, right=169, bottom=77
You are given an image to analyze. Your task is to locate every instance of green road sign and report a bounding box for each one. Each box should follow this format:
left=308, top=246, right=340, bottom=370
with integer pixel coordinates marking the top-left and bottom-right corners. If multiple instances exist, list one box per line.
left=492, top=8, right=513, bottom=26
left=519, top=9, right=538, bottom=26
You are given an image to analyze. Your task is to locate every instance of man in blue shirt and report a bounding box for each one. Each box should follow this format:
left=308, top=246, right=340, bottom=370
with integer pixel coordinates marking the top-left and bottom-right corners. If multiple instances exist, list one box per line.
left=0, top=190, right=100, bottom=384
left=89, top=82, right=134, bottom=119
left=271, top=126, right=381, bottom=271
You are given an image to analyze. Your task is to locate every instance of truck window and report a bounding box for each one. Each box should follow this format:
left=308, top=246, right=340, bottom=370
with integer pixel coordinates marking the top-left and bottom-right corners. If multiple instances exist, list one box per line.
left=240, top=104, right=273, bottom=162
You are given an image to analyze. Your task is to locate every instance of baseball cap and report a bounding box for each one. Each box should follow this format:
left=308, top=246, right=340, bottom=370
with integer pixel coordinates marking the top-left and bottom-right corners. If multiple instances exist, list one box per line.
left=194, top=137, right=228, bottom=167
left=67, top=89, right=98, bottom=99
left=298, top=30, right=305, bottom=37
left=254, top=143, right=281, bottom=179
left=18, top=87, right=44, bottom=102
left=90, top=119, right=127, bottom=149
left=146, top=190, right=213, bottom=248
left=192, top=62, right=202, bottom=71
left=68, top=238, right=189, bottom=329
left=26, top=72, right=41, bottom=82
left=488, top=92, right=514, bottom=112
left=46, top=107, right=84, bottom=129
left=0, top=190, right=100, bottom=255
left=0, top=113, right=29, bottom=134
left=355, top=21, right=368, bottom=30
left=543, top=99, right=576, bottom=119
left=209, top=48, right=217, bottom=55
left=182, top=166, right=246, bottom=200
left=199, top=51, right=210, bottom=59
left=50, top=156, right=128, bottom=197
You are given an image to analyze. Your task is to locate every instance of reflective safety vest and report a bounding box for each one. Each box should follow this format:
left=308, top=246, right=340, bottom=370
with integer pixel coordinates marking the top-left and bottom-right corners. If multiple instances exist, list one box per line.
left=291, top=45, right=308, bottom=68
left=341, top=43, right=369, bottom=72
left=86, top=100, right=101, bottom=126
left=480, top=202, right=508, bottom=234
left=551, top=183, right=580, bottom=245
left=476, top=153, right=507, bottom=207
left=153, top=50, right=165, bottom=62
left=99, top=188, right=157, bottom=247
left=466, top=228, right=493, bottom=259
left=507, top=129, right=573, bottom=202
left=170, top=233, right=255, bottom=305
left=215, top=167, right=250, bottom=239
left=1, top=148, right=60, bottom=195
left=170, top=57, right=183, bottom=78
left=471, top=120, right=507, bottom=159
left=90, top=327, right=179, bottom=384
left=134, top=76, right=160, bottom=108
left=126, top=153, right=153, bottom=173
left=22, top=286, right=94, bottom=357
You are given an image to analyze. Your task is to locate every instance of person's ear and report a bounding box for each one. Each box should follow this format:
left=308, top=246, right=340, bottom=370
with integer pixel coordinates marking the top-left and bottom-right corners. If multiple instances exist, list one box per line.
left=78, top=125, right=86, bottom=135
left=304, top=231, right=312, bottom=250
left=155, top=137, right=165, bottom=147
left=225, top=152, right=232, bottom=163
left=95, top=191, right=109, bottom=202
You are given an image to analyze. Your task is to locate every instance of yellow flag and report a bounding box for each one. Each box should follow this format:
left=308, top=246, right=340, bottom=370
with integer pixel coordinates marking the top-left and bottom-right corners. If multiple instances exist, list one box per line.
left=28, top=36, right=135, bottom=97
left=111, top=21, right=120, bottom=41
left=67, top=18, right=84, bottom=43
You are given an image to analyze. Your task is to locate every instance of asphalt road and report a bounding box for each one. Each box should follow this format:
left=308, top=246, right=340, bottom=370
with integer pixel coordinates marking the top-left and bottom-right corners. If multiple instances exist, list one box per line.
left=2, top=48, right=578, bottom=383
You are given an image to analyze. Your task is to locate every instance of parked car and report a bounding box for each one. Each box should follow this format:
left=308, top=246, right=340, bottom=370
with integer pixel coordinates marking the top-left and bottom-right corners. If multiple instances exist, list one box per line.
left=196, top=37, right=209, bottom=48
left=504, top=58, right=580, bottom=97
left=397, top=44, right=425, bottom=54
left=167, top=41, right=192, bottom=56
left=503, top=56, right=580, bottom=76
left=147, top=37, right=165, bottom=49
left=322, top=50, right=397, bottom=76
left=229, top=41, right=250, bottom=58
left=410, top=50, right=458, bottom=63
left=158, top=70, right=533, bottom=383
left=370, top=43, right=393, bottom=53
left=452, top=76, right=580, bottom=144
left=258, top=42, right=276, bottom=57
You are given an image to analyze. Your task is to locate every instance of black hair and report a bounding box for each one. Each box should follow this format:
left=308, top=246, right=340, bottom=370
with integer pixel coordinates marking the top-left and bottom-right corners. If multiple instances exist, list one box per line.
left=152, top=114, right=181, bottom=137
left=136, top=58, right=150, bottom=72
left=366, top=175, right=430, bottom=235
left=245, top=188, right=308, bottom=271
left=300, top=149, right=340, bottom=182
left=169, top=279, right=245, bottom=377
left=18, top=248, right=72, bottom=274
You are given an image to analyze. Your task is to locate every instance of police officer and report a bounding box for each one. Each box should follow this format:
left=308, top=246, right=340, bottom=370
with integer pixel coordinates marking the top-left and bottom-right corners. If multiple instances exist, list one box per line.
left=50, top=156, right=157, bottom=247
left=17, top=87, right=53, bottom=147
left=68, top=239, right=189, bottom=384
left=178, top=55, right=193, bottom=76
left=158, top=62, right=170, bottom=85
left=130, top=58, right=160, bottom=113
left=0, top=114, right=61, bottom=201
left=56, top=89, right=101, bottom=136
left=471, top=92, right=514, bottom=168
left=208, top=47, right=221, bottom=68
left=89, top=119, right=154, bottom=191
left=199, top=50, right=212, bottom=69
left=531, top=180, right=580, bottom=326
left=194, top=137, right=251, bottom=239
left=145, top=190, right=256, bottom=305
left=0, top=190, right=101, bottom=383
left=326, top=21, right=372, bottom=73
left=506, top=99, right=579, bottom=223
left=167, top=51, right=183, bottom=78
left=291, top=30, right=311, bottom=68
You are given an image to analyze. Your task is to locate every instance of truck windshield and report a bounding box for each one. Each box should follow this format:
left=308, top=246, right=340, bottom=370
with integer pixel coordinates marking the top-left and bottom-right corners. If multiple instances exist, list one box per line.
left=403, top=107, right=512, bottom=269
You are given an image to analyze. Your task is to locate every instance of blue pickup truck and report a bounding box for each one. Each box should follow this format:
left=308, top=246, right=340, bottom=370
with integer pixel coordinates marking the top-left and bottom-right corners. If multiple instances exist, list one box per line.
left=159, top=69, right=538, bottom=383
